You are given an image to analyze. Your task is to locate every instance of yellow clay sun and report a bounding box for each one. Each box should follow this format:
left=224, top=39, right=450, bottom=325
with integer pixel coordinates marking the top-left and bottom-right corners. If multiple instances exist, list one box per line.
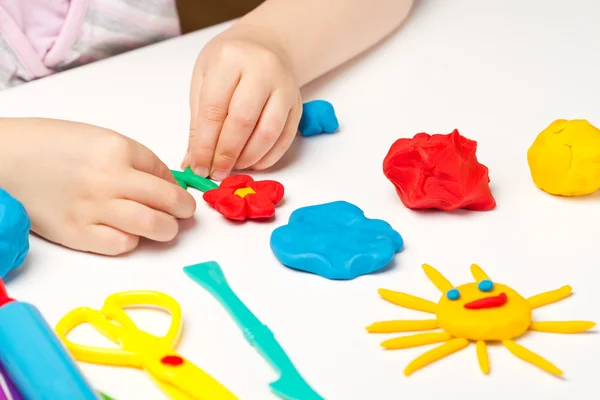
left=366, top=264, right=595, bottom=376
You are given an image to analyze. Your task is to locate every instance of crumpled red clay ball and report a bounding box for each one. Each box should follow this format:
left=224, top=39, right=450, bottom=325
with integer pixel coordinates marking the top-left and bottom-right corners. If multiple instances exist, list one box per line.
left=203, top=174, right=284, bottom=221
left=383, top=129, right=496, bottom=211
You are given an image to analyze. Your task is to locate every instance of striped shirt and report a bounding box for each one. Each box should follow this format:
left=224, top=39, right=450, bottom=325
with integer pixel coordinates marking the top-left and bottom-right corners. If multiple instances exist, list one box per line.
left=0, top=0, right=180, bottom=90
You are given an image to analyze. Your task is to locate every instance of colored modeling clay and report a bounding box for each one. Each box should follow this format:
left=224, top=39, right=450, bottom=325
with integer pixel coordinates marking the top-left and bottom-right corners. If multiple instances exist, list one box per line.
left=0, top=281, right=11, bottom=308
left=383, top=129, right=496, bottom=211
left=171, top=168, right=219, bottom=191
left=298, top=100, right=339, bottom=137
left=270, top=201, right=403, bottom=280
left=527, top=119, right=600, bottom=196
left=55, top=291, right=237, bottom=400
left=184, top=261, right=323, bottom=400
left=203, top=174, right=284, bottom=221
left=0, top=188, right=30, bottom=278
left=0, top=360, right=22, bottom=400
left=366, top=264, right=595, bottom=376
left=0, top=279, right=100, bottom=400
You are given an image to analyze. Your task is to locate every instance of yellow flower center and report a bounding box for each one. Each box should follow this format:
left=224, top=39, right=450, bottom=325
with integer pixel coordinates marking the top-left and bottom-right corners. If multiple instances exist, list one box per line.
left=234, top=187, right=256, bottom=198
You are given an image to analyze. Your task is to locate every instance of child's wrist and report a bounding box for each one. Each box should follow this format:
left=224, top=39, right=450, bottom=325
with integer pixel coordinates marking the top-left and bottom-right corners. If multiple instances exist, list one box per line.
left=0, top=118, right=35, bottom=189
left=221, top=22, right=298, bottom=83
left=0, top=119, right=19, bottom=190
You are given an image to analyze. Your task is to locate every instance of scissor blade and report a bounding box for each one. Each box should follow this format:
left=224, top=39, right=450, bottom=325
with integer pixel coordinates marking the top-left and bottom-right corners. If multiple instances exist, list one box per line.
left=147, top=361, right=238, bottom=400
left=151, top=374, right=194, bottom=400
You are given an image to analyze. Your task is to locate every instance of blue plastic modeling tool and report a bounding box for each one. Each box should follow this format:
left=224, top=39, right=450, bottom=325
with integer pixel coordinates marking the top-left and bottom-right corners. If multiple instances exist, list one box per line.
left=183, top=261, right=323, bottom=400
left=0, top=279, right=100, bottom=400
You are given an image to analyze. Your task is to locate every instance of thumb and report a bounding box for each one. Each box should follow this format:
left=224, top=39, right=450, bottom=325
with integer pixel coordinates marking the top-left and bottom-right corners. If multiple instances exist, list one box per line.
left=131, top=141, right=177, bottom=185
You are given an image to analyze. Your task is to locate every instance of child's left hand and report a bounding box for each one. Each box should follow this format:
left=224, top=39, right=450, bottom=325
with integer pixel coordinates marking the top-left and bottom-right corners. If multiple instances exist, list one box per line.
left=182, top=24, right=303, bottom=181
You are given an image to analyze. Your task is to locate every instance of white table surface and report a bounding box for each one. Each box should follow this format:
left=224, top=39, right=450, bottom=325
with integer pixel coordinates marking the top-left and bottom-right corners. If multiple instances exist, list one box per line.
left=2, top=0, right=600, bottom=399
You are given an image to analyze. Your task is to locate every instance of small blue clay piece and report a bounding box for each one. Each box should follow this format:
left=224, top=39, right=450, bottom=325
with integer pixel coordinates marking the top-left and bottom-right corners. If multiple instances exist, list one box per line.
left=0, top=188, right=31, bottom=278
left=478, top=279, right=494, bottom=292
left=298, top=100, right=339, bottom=137
left=446, top=288, right=460, bottom=301
left=270, top=201, right=403, bottom=280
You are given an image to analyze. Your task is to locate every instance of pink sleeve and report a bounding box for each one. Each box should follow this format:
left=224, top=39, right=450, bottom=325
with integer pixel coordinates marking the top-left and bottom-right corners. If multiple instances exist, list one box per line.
left=0, top=0, right=88, bottom=86
left=0, top=0, right=180, bottom=90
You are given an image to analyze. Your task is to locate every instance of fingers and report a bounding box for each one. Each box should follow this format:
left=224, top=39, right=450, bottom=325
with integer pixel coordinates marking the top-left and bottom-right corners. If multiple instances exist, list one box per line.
left=251, top=97, right=302, bottom=170
left=188, top=63, right=204, bottom=137
left=235, top=90, right=290, bottom=170
left=130, top=140, right=178, bottom=185
left=209, top=77, right=270, bottom=180
left=84, top=225, right=140, bottom=256
left=101, top=199, right=179, bottom=242
left=184, top=61, right=204, bottom=169
left=121, top=170, right=196, bottom=219
left=188, top=67, right=241, bottom=178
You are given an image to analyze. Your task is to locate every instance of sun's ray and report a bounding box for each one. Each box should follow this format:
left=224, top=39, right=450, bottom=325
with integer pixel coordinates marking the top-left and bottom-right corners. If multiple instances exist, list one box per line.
left=470, top=264, right=490, bottom=282
left=503, top=340, right=563, bottom=376
left=366, top=319, right=439, bottom=333
left=381, top=332, right=452, bottom=349
left=422, top=264, right=453, bottom=292
left=476, top=340, right=489, bottom=374
left=527, top=285, right=572, bottom=309
left=369, top=265, right=592, bottom=377
left=404, top=338, right=469, bottom=376
left=530, top=321, right=596, bottom=334
left=378, top=289, right=437, bottom=314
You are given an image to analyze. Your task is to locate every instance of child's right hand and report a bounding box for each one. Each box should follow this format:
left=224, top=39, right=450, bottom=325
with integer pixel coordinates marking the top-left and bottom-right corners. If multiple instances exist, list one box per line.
left=0, top=118, right=196, bottom=255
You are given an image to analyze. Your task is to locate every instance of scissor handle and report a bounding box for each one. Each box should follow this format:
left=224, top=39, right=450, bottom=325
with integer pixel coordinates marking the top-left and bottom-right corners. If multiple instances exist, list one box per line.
left=55, top=291, right=182, bottom=368
left=55, top=307, right=140, bottom=367
left=101, top=291, right=182, bottom=345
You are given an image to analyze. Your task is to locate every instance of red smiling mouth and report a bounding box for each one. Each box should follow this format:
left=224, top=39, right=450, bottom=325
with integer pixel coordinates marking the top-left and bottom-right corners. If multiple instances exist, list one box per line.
left=464, top=293, right=508, bottom=310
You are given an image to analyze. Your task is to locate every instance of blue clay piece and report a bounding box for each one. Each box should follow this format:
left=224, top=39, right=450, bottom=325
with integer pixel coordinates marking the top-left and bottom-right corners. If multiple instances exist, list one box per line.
left=298, top=100, right=339, bottom=137
left=0, top=188, right=31, bottom=278
left=478, top=279, right=494, bottom=292
left=270, top=201, right=403, bottom=280
left=447, top=288, right=460, bottom=300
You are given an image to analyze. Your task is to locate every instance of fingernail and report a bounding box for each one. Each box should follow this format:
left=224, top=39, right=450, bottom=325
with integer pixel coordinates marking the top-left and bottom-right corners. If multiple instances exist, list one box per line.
left=193, top=166, right=209, bottom=177
left=210, top=170, right=228, bottom=182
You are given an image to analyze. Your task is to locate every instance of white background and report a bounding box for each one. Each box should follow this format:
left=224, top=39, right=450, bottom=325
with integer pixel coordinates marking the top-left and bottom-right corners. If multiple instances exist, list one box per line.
left=1, top=0, right=599, bottom=399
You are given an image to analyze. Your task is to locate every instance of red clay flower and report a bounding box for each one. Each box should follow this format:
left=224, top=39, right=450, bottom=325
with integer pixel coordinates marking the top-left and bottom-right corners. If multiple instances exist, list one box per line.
left=383, top=129, right=496, bottom=211
left=203, top=175, right=285, bottom=221
left=1, top=279, right=14, bottom=307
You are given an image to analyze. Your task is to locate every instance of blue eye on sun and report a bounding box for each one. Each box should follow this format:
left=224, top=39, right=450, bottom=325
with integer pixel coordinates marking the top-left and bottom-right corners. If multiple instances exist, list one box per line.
left=478, top=279, right=494, bottom=292
left=446, top=288, right=460, bottom=300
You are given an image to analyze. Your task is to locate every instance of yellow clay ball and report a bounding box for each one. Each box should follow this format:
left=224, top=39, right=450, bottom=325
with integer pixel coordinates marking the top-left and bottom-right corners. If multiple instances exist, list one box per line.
left=527, top=119, right=600, bottom=196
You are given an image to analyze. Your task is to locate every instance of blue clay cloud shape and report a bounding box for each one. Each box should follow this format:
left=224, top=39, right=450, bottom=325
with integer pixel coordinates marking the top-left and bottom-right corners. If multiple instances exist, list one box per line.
left=270, top=201, right=403, bottom=280
left=0, top=188, right=31, bottom=278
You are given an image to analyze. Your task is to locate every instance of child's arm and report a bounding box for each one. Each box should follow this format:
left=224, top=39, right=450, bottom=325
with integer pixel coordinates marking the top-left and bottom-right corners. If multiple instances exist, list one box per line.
left=184, top=0, right=414, bottom=180
left=237, top=0, right=415, bottom=86
left=0, top=118, right=196, bottom=255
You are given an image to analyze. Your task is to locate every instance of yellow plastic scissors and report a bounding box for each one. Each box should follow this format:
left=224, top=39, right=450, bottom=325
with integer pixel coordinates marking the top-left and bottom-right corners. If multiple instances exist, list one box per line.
left=55, top=291, right=237, bottom=400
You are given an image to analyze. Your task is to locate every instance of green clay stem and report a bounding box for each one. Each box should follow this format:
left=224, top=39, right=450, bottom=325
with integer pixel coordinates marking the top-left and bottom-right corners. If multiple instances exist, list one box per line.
left=174, top=178, right=188, bottom=189
left=171, top=168, right=218, bottom=192
left=99, top=392, right=114, bottom=400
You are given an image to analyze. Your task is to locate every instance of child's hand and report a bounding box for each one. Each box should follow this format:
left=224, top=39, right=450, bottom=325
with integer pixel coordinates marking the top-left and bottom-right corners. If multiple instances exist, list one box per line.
left=183, top=25, right=303, bottom=181
left=0, top=118, right=196, bottom=255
